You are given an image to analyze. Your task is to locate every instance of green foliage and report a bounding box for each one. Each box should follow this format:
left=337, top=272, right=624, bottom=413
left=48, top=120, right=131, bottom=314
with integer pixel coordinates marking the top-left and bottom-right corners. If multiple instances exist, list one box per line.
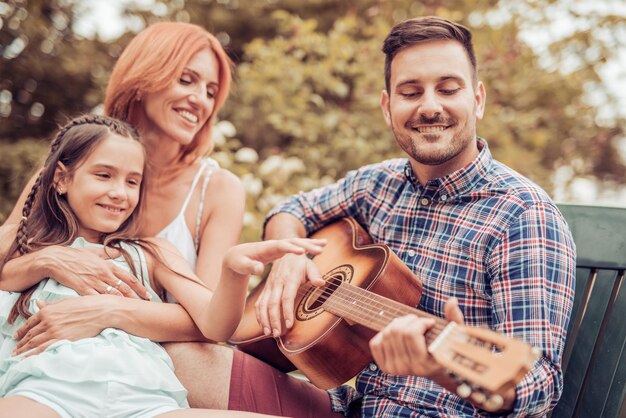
left=0, top=138, right=48, bottom=223
left=214, top=13, right=394, bottom=239
left=0, top=0, right=113, bottom=140
left=1, top=0, right=624, bottom=238
left=216, top=8, right=625, bottom=238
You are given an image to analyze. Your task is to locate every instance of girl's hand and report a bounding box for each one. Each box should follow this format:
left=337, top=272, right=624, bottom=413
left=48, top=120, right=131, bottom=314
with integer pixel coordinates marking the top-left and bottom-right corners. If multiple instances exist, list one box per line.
left=42, top=245, right=150, bottom=299
left=223, top=238, right=327, bottom=277
left=13, top=297, right=114, bottom=356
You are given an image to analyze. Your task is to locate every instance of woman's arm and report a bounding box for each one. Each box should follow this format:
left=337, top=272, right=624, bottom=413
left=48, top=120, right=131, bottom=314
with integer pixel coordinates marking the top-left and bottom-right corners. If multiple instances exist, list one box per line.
left=194, top=169, right=245, bottom=291
left=0, top=225, right=147, bottom=298
left=13, top=294, right=206, bottom=356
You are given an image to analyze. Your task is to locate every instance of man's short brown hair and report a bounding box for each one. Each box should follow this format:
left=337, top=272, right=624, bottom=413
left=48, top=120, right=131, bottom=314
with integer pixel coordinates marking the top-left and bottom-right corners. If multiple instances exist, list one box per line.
left=382, top=16, right=477, bottom=91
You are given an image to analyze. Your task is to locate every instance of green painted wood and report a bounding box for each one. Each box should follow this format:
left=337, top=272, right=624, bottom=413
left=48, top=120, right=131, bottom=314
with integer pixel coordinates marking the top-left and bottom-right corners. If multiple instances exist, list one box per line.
left=561, top=267, right=593, bottom=373
left=551, top=204, right=626, bottom=418
left=576, top=270, right=625, bottom=417
left=553, top=269, right=617, bottom=417
left=558, top=204, right=626, bottom=269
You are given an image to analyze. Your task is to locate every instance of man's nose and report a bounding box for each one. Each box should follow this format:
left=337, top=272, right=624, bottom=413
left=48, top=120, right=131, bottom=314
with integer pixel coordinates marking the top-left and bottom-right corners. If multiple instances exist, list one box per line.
left=419, top=90, right=443, bottom=119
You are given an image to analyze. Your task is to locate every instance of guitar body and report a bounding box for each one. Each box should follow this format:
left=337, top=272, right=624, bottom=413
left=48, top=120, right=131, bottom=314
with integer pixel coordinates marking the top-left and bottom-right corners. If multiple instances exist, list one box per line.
left=230, top=218, right=423, bottom=389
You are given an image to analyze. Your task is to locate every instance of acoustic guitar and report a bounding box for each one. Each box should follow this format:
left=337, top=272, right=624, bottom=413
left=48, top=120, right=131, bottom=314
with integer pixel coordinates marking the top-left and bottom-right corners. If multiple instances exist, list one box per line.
left=229, top=217, right=540, bottom=411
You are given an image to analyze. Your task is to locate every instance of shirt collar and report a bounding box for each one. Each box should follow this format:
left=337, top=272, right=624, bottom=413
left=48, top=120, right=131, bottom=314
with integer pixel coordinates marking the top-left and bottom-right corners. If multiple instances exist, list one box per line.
left=402, top=137, right=494, bottom=198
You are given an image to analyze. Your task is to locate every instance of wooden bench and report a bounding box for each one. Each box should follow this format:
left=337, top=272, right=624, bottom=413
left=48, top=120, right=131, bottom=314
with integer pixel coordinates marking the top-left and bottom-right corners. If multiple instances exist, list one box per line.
left=551, top=204, right=626, bottom=418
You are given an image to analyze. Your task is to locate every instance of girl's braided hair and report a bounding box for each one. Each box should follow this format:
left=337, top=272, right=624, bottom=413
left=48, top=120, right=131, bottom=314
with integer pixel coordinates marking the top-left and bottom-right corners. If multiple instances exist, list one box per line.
left=4, top=114, right=146, bottom=323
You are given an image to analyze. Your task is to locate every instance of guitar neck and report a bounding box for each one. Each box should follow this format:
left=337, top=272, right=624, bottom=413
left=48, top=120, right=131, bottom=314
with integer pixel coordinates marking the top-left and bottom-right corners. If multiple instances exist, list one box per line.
left=323, top=281, right=446, bottom=345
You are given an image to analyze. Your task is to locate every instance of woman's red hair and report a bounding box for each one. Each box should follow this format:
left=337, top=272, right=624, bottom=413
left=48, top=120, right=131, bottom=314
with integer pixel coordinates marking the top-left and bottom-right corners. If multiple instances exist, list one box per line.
left=104, top=22, right=232, bottom=163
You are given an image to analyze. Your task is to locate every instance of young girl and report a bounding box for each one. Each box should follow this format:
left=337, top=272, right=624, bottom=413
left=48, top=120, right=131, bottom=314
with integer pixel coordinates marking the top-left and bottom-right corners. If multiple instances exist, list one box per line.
left=0, top=115, right=324, bottom=417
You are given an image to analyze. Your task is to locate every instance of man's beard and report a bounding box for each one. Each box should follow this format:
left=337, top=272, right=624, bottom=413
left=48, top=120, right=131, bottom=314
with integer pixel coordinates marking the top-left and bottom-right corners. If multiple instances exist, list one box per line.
left=392, top=113, right=475, bottom=166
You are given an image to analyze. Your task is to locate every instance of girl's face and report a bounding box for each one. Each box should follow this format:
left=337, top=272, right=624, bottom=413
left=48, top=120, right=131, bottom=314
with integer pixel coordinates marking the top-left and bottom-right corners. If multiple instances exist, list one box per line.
left=57, top=134, right=145, bottom=243
left=139, top=48, right=220, bottom=148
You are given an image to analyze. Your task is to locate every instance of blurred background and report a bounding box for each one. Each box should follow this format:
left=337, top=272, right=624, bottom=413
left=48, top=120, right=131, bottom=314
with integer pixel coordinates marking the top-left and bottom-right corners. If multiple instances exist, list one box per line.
left=1, top=0, right=625, bottom=241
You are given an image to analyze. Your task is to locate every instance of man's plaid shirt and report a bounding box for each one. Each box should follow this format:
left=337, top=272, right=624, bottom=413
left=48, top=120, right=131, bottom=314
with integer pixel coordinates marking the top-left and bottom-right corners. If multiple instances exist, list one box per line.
left=265, top=138, right=576, bottom=417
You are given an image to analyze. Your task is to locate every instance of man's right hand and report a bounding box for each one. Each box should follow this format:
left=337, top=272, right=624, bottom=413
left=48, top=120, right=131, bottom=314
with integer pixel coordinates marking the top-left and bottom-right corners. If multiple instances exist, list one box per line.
left=42, top=245, right=150, bottom=299
left=254, top=252, right=325, bottom=337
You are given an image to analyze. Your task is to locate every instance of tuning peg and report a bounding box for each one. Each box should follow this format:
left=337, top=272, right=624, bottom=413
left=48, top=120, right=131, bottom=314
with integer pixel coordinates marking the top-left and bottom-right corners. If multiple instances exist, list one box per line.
left=484, top=394, right=504, bottom=411
left=457, top=383, right=472, bottom=398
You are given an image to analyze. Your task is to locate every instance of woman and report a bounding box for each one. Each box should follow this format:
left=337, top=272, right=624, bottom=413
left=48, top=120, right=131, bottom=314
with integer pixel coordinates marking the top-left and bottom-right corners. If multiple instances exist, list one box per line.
left=1, top=23, right=244, bottom=357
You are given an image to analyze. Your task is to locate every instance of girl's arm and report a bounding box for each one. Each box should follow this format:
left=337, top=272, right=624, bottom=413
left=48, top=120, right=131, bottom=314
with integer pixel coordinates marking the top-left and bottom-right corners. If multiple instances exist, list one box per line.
left=153, top=237, right=326, bottom=342
left=194, top=169, right=245, bottom=291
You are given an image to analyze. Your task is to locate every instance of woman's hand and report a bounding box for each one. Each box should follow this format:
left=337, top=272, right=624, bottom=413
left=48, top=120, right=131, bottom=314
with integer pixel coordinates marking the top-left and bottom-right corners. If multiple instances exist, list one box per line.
left=41, top=245, right=150, bottom=299
left=13, top=296, right=116, bottom=356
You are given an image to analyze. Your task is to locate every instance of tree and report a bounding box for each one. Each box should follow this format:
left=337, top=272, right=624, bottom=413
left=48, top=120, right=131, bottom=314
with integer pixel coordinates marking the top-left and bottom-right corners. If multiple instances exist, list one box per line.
left=1, top=0, right=624, bottom=229
left=209, top=3, right=625, bottom=237
left=0, top=0, right=115, bottom=141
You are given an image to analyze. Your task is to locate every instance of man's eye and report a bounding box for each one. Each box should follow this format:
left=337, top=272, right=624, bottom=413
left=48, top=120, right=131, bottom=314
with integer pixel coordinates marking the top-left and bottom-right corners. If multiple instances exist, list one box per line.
left=440, top=88, right=460, bottom=95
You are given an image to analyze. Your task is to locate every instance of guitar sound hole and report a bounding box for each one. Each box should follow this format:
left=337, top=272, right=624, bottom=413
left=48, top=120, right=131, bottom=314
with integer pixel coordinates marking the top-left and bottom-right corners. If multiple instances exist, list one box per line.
left=306, top=275, right=344, bottom=311
left=295, top=264, right=353, bottom=321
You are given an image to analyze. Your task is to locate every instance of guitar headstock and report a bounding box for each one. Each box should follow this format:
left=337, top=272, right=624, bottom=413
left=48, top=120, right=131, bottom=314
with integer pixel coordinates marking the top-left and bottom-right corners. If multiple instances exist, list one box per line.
left=428, top=323, right=541, bottom=412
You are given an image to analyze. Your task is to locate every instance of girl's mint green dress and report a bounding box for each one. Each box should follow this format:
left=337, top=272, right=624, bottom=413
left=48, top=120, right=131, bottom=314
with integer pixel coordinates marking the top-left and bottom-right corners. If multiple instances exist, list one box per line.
left=0, top=238, right=189, bottom=417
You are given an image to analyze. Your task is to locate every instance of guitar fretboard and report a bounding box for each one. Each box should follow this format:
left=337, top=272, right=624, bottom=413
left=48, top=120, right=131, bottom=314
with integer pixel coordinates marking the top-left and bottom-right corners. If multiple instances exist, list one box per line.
left=322, top=281, right=448, bottom=345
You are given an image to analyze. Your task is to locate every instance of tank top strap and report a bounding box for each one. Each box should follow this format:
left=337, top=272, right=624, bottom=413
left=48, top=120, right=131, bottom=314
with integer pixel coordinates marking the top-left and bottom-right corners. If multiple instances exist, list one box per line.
left=179, top=159, right=211, bottom=215
left=194, top=158, right=219, bottom=251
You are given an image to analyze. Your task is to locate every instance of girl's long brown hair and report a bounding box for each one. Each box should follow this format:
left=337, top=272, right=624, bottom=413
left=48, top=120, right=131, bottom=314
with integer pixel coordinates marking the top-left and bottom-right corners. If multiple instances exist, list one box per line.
left=2, top=115, right=147, bottom=323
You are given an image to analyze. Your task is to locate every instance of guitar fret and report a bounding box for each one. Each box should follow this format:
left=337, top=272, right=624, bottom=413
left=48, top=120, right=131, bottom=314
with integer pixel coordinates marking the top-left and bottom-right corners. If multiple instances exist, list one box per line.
left=323, top=282, right=446, bottom=338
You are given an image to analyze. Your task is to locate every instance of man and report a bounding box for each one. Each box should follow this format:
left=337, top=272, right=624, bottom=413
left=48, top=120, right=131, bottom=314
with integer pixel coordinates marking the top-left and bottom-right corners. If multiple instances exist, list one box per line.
left=170, top=16, right=576, bottom=417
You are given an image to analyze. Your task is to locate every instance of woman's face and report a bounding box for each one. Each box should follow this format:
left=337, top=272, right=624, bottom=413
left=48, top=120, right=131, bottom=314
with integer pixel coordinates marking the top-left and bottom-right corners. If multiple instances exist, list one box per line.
left=140, top=48, right=220, bottom=148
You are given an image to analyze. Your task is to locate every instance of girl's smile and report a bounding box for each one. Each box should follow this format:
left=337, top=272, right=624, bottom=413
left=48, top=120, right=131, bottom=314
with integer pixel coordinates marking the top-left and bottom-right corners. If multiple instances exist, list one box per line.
left=56, top=134, right=145, bottom=243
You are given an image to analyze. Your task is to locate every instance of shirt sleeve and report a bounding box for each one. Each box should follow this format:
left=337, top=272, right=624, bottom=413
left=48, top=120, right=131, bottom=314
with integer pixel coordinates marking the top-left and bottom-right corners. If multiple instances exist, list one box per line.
left=486, top=202, right=576, bottom=417
left=263, top=165, right=374, bottom=236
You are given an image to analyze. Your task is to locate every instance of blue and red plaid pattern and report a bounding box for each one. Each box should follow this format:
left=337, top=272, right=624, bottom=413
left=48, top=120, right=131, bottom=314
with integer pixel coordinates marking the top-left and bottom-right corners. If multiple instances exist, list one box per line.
left=265, top=138, right=576, bottom=417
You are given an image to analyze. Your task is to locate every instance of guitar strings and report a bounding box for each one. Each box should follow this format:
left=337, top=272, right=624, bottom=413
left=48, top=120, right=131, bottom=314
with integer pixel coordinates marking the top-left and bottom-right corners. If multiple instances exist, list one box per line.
left=291, top=278, right=450, bottom=339
left=273, top=260, right=509, bottom=391
left=289, top=278, right=495, bottom=349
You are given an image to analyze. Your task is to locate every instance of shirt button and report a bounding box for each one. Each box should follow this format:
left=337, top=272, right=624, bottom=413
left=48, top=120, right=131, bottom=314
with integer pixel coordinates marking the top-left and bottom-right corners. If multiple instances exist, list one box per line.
left=440, top=195, right=448, bottom=202
left=408, top=249, right=416, bottom=257
left=369, top=363, right=378, bottom=371
left=420, top=198, right=430, bottom=206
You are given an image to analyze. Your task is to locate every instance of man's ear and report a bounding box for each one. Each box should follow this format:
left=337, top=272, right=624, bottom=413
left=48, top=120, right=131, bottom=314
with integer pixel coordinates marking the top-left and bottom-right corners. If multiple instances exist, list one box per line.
left=475, top=81, right=486, bottom=120
left=380, top=89, right=392, bottom=126
left=53, top=162, right=69, bottom=194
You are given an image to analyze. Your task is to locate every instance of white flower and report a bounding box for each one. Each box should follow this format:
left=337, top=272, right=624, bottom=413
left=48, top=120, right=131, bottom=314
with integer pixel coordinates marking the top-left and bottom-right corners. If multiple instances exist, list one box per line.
left=216, top=120, right=237, bottom=138
left=241, top=173, right=263, bottom=197
left=235, top=147, right=259, bottom=164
